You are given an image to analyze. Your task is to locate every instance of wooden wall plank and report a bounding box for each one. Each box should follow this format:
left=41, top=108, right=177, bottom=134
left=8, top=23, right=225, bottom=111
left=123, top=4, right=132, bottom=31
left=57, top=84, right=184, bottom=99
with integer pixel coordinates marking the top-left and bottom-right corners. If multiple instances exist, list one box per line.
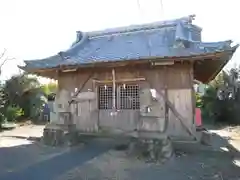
left=167, top=89, right=194, bottom=138
left=56, top=62, right=194, bottom=137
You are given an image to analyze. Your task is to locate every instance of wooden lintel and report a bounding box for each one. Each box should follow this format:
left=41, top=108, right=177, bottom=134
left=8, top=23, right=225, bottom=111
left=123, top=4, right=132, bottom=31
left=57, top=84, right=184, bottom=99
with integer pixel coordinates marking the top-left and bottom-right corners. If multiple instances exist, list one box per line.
left=93, top=77, right=146, bottom=83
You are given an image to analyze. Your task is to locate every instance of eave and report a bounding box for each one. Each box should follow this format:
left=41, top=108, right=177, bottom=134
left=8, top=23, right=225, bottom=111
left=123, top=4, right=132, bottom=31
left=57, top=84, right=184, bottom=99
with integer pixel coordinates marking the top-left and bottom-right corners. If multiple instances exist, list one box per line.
left=18, top=45, right=238, bottom=83
left=193, top=44, right=239, bottom=83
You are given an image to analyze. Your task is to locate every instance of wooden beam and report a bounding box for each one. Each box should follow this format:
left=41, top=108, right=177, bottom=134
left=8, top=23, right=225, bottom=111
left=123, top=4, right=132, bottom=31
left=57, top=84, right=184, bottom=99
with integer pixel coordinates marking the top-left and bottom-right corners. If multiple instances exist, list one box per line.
left=193, top=79, right=202, bottom=85
left=68, top=72, right=94, bottom=105
left=93, top=77, right=146, bottom=83
left=61, top=69, right=77, bottom=72
left=151, top=61, right=174, bottom=66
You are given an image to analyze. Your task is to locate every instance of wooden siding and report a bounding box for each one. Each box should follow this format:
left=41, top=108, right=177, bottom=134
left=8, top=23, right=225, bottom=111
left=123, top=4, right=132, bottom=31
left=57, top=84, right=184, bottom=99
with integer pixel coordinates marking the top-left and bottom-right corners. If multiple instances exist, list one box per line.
left=167, top=89, right=194, bottom=137
left=58, top=62, right=193, bottom=92
left=99, top=110, right=139, bottom=132
left=56, top=62, right=195, bottom=138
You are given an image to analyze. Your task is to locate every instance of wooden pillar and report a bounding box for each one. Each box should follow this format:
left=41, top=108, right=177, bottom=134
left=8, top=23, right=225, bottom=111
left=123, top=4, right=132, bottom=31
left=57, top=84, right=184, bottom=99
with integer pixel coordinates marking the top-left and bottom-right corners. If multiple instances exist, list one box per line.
left=112, top=68, right=116, bottom=110
left=190, top=62, right=196, bottom=127
left=164, top=66, right=169, bottom=132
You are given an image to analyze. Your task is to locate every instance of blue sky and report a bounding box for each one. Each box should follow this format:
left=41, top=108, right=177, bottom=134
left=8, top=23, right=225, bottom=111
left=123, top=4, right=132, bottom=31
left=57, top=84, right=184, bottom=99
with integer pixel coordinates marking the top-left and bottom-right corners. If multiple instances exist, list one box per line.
left=0, top=0, right=239, bottom=80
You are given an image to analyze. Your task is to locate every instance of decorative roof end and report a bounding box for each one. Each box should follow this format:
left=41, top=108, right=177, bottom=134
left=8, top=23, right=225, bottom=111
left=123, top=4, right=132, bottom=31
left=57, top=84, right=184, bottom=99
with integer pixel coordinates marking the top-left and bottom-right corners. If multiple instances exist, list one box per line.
left=76, top=31, right=83, bottom=42
left=174, top=15, right=197, bottom=48
left=71, top=31, right=84, bottom=47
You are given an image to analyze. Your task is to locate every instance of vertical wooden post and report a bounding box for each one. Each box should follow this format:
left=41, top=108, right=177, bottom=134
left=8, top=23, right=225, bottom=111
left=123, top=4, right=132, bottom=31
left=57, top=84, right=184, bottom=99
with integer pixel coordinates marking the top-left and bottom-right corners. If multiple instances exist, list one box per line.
left=190, top=62, right=196, bottom=127
left=56, top=69, right=60, bottom=124
left=112, top=68, right=116, bottom=110
left=164, top=66, right=169, bottom=132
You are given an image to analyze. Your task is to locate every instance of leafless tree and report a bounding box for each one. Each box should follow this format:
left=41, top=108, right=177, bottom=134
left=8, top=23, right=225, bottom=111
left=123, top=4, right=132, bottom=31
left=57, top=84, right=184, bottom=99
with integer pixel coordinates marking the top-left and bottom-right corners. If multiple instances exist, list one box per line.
left=0, top=48, right=15, bottom=75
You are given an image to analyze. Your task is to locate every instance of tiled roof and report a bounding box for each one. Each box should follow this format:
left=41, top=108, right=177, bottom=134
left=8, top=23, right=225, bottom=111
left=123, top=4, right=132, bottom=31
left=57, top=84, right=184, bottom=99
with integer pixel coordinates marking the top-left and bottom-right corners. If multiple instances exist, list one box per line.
left=21, top=15, right=238, bottom=70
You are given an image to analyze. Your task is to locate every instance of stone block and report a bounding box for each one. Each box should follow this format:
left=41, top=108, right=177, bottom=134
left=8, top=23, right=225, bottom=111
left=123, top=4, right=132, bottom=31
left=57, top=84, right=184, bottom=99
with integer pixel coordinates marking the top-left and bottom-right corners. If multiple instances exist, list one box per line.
left=43, top=127, right=64, bottom=146
left=127, top=137, right=174, bottom=163
left=200, top=131, right=212, bottom=146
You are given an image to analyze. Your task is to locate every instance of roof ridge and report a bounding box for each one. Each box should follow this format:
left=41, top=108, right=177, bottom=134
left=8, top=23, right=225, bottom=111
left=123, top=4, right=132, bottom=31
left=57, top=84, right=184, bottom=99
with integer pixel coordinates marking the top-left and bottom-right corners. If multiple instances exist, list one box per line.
left=82, top=15, right=198, bottom=38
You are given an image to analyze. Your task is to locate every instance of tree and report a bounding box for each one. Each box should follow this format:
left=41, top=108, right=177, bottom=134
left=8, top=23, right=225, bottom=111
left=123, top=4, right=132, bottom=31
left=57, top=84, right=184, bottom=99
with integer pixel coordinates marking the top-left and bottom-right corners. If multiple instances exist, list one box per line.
left=3, top=74, right=46, bottom=119
left=0, top=49, right=15, bottom=127
left=40, top=82, right=57, bottom=95
left=0, top=84, right=7, bottom=126
left=4, top=74, right=40, bottom=106
left=0, top=49, right=15, bottom=75
left=202, top=67, right=240, bottom=124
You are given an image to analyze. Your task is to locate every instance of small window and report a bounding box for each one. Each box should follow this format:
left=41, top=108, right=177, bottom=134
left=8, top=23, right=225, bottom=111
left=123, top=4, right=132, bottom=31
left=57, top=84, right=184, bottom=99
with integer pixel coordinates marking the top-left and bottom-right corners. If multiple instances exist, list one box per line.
left=98, top=85, right=114, bottom=110
left=98, top=84, right=140, bottom=110
left=120, top=84, right=140, bottom=110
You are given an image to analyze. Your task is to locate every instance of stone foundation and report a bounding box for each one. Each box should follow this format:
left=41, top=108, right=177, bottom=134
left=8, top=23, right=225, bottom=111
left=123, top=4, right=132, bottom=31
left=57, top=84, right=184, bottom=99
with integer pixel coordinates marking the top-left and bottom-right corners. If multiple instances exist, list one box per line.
left=128, top=137, right=174, bottom=163
left=43, top=127, right=64, bottom=146
left=42, top=124, right=81, bottom=147
left=200, top=130, right=212, bottom=146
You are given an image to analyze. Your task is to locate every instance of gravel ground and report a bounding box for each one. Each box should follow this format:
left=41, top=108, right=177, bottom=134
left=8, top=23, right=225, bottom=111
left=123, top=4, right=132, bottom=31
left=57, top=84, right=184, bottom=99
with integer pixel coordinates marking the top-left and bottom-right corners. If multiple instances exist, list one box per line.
left=56, top=149, right=240, bottom=180
left=56, top=127, right=240, bottom=180
left=1, top=125, right=240, bottom=180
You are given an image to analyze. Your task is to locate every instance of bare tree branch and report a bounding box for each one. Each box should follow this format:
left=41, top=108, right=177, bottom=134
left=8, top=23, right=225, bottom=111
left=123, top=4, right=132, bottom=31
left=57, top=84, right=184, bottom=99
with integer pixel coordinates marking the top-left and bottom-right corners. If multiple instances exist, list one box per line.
left=0, top=49, right=15, bottom=75
left=0, top=48, right=15, bottom=75
left=0, top=57, right=15, bottom=68
left=0, top=48, right=6, bottom=60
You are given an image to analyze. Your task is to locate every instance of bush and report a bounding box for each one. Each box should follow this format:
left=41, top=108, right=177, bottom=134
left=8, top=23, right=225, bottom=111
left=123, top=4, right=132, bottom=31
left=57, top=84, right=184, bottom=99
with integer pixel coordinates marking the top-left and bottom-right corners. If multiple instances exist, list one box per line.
left=195, top=93, right=203, bottom=108
left=200, top=68, right=240, bottom=125
left=5, top=106, right=24, bottom=121
left=0, top=113, right=4, bottom=128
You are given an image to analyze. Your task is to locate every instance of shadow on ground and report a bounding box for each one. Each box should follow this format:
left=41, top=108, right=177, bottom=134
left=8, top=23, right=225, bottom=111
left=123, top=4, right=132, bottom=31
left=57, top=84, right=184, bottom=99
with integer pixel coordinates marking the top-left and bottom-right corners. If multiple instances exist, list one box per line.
left=57, top=132, right=240, bottom=180
left=0, top=135, right=114, bottom=180
left=0, top=128, right=240, bottom=180
left=1, top=135, right=42, bottom=141
left=168, top=132, right=240, bottom=180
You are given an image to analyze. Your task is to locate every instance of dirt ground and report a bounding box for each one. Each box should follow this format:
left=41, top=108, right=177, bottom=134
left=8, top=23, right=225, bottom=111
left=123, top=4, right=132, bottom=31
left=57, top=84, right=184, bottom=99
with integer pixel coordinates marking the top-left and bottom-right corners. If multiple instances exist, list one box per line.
left=1, top=124, right=240, bottom=180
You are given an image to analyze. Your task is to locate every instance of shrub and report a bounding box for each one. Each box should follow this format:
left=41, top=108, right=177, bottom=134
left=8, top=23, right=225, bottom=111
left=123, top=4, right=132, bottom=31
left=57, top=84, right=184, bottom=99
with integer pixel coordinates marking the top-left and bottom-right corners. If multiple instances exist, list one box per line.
left=200, top=68, right=240, bottom=125
left=5, top=106, right=24, bottom=121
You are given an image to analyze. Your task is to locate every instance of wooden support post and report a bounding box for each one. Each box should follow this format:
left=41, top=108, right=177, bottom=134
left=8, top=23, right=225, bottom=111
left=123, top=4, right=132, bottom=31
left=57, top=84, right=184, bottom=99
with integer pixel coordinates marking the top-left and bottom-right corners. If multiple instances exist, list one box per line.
left=163, top=66, right=169, bottom=132
left=190, top=62, right=196, bottom=127
left=112, top=68, right=116, bottom=110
